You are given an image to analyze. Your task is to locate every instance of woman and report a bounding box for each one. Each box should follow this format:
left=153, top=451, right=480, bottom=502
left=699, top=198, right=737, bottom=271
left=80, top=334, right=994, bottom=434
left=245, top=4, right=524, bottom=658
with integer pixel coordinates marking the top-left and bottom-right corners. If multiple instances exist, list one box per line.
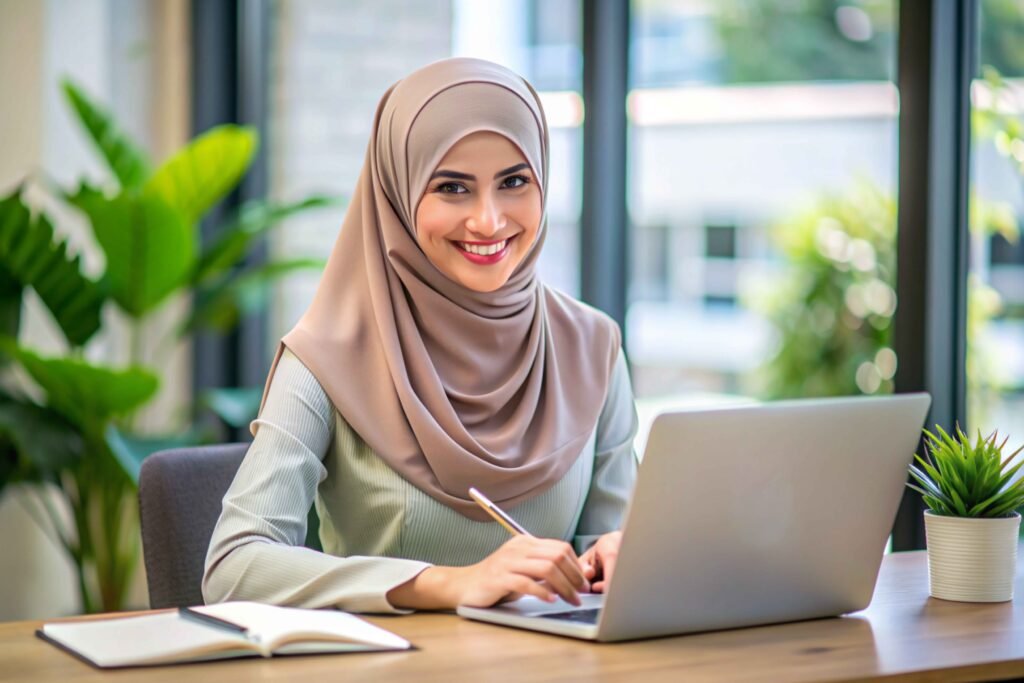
left=202, top=57, right=639, bottom=613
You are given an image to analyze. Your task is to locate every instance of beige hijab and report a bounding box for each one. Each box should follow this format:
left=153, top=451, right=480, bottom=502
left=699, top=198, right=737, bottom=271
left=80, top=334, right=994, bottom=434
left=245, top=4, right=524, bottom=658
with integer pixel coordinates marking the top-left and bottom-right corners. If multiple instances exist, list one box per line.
left=258, top=57, right=621, bottom=521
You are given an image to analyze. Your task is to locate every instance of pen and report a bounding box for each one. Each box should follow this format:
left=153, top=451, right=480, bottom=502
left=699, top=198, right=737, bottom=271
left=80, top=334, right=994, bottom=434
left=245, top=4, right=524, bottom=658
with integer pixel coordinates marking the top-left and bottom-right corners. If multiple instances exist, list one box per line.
left=468, top=487, right=532, bottom=536
left=178, top=607, right=259, bottom=642
left=468, top=487, right=591, bottom=597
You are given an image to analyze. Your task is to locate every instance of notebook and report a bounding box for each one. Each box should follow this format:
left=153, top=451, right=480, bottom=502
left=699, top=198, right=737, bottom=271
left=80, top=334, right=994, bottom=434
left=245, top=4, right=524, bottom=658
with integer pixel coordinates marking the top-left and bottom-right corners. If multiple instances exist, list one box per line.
left=37, top=602, right=412, bottom=668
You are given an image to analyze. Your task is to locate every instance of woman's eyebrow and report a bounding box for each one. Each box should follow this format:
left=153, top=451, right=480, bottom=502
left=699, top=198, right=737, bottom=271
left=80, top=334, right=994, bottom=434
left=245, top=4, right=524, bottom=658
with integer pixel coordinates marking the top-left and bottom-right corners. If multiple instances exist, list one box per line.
left=430, top=169, right=473, bottom=181
left=429, top=163, right=531, bottom=182
left=493, top=163, right=530, bottom=178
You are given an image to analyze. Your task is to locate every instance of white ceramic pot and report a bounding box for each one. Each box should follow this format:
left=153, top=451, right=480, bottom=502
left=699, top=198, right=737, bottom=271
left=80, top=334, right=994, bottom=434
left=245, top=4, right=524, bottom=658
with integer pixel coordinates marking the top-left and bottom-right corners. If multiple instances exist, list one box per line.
left=924, top=510, right=1021, bottom=602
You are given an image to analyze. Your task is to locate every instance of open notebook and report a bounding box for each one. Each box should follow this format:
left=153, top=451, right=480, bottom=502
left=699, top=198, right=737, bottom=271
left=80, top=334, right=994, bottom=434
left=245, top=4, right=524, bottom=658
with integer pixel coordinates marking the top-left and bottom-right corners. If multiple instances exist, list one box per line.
left=37, top=602, right=412, bottom=668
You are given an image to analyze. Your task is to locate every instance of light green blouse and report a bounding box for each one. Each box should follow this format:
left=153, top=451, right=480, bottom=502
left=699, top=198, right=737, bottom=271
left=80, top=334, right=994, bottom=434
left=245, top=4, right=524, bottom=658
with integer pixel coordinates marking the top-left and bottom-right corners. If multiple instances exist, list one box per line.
left=203, top=349, right=639, bottom=613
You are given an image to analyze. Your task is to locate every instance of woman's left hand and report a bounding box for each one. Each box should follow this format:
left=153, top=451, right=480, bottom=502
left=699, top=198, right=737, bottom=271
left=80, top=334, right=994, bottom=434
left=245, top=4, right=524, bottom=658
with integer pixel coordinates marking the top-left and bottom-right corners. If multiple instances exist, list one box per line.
left=577, top=531, right=622, bottom=593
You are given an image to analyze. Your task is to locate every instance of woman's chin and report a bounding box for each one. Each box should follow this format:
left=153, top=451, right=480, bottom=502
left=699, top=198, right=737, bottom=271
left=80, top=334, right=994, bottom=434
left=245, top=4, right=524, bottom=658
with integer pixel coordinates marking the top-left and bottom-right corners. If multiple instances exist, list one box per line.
left=449, top=264, right=513, bottom=293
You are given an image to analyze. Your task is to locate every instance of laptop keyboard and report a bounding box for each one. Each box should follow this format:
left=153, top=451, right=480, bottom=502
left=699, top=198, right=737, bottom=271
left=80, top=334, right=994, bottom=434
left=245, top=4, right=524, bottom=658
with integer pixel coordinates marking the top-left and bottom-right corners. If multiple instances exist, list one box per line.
left=538, top=608, right=602, bottom=624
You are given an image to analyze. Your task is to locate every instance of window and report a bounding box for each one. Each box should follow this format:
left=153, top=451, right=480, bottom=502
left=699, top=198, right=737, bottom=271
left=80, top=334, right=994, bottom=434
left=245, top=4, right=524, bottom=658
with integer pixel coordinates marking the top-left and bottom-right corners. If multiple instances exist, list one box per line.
left=967, top=0, right=1024, bottom=438
left=627, top=0, right=900, bottom=402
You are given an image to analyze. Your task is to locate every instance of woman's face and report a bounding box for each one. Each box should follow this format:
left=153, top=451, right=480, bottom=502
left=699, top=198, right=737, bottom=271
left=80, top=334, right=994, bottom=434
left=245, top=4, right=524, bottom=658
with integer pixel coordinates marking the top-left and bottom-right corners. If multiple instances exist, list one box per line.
left=414, top=131, right=542, bottom=292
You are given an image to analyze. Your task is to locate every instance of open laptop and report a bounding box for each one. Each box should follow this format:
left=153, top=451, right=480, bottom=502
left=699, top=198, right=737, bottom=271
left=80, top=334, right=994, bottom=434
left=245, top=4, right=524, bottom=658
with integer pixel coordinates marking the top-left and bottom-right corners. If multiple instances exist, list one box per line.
left=457, top=392, right=931, bottom=642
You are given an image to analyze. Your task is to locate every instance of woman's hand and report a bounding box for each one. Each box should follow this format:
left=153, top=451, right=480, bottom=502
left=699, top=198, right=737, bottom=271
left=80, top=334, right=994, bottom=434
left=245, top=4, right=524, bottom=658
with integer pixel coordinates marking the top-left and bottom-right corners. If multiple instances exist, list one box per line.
left=387, top=535, right=591, bottom=610
left=577, top=530, right=622, bottom=593
left=455, top=535, right=591, bottom=608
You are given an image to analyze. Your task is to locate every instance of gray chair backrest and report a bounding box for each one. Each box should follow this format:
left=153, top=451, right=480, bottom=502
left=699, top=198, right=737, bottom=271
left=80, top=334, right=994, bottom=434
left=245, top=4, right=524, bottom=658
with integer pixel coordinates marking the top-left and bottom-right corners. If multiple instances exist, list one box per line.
left=138, top=443, right=249, bottom=609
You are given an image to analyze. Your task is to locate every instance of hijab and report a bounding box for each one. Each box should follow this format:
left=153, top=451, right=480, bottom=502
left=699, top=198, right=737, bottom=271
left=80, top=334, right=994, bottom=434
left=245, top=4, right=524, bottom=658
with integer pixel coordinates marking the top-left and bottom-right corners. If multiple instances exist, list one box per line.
left=257, top=57, right=622, bottom=521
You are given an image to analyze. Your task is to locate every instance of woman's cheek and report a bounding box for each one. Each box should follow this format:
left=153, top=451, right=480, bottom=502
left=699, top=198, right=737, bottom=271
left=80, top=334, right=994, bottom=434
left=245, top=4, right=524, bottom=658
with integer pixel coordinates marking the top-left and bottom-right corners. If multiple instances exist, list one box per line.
left=418, top=200, right=456, bottom=243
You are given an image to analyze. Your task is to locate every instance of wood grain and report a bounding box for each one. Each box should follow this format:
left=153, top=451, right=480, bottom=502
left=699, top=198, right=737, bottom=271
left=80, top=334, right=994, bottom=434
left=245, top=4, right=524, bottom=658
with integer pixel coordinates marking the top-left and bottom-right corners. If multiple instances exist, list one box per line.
left=2, top=551, right=1022, bottom=682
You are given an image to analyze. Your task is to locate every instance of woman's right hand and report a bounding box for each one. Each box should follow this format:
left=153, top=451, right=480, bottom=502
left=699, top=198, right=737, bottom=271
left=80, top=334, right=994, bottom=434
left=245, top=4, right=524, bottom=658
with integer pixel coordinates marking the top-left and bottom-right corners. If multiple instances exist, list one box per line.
left=453, top=535, right=591, bottom=608
left=386, top=535, right=591, bottom=611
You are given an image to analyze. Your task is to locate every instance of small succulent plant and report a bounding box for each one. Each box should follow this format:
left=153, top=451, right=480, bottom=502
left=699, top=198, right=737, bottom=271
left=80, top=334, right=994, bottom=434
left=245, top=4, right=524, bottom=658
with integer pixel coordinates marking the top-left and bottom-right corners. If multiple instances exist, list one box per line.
left=908, top=425, right=1024, bottom=518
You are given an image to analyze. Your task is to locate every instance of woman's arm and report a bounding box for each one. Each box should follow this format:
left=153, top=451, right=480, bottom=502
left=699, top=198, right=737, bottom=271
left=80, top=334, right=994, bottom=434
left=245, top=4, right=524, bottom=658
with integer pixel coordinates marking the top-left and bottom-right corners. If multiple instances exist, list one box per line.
left=202, top=349, right=431, bottom=614
left=573, top=348, right=640, bottom=553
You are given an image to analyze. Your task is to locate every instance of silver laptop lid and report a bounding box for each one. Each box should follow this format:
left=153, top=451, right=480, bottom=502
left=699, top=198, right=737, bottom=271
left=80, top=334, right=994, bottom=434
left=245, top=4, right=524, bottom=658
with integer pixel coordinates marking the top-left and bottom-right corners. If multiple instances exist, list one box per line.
left=597, top=392, right=930, bottom=641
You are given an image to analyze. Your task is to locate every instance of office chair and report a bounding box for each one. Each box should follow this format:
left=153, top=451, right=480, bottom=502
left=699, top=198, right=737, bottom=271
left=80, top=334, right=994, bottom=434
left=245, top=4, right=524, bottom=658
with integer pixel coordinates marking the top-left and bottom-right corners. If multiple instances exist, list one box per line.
left=139, top=442, right=325, bottom=609
left=138, top=443, right=250, bottom=609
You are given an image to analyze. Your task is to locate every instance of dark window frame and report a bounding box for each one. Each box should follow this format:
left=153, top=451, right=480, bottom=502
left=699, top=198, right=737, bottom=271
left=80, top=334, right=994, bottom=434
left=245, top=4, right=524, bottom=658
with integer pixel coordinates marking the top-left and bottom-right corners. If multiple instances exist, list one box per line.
left=190, top=0, right=271, bottom=441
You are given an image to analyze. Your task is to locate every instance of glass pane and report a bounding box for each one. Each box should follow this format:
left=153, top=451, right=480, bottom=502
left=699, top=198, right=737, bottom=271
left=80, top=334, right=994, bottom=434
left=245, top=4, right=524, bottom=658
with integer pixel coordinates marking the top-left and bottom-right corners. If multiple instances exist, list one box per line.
left=967, top=0, right=1024, bottom=438
left=627, top=0, right=900, bottom=433
left=266, top=0, right=582, bottom=344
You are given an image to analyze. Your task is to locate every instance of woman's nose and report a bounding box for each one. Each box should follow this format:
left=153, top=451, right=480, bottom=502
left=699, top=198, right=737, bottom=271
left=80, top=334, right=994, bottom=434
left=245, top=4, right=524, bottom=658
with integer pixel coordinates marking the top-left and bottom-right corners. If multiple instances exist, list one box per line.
left=466, top=192, right=507, bottom=236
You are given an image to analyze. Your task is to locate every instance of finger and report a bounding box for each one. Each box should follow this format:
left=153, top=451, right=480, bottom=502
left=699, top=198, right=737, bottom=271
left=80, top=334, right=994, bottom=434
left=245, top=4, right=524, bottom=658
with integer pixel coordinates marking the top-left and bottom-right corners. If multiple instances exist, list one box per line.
left=597, top=548, right=618, bottom=591
left=507, top=575, right=556, bottom=603
left=514, top=559, right=581, bottom=606
left=555, top=544, right=592, bottom=593
left=531, top=540, right=590, bottom=591
left=578, top=547, right=597, bottom=578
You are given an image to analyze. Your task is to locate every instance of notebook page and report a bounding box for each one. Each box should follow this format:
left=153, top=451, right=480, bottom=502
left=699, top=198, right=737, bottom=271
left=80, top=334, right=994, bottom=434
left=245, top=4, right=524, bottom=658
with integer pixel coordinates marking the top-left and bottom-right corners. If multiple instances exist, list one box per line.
left=193, top=602, right=411, bottom=652
left=41, top=611, right=258, bottom=667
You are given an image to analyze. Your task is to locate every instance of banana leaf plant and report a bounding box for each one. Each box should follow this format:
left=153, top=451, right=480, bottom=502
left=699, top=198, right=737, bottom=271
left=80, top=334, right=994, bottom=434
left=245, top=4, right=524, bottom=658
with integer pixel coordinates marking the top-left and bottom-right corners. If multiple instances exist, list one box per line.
left=0, top=78, right=337, bottom=613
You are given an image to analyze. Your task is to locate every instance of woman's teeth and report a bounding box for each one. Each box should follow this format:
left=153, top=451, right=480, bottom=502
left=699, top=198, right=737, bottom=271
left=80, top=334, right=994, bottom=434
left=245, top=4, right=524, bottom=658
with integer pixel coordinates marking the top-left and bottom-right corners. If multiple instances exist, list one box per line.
left=458, top=239, right=508, bottom=256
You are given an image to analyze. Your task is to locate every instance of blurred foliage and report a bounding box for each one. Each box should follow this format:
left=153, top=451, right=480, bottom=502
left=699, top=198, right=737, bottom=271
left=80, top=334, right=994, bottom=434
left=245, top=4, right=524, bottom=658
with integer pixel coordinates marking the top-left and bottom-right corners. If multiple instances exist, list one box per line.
left=980, top=0, right=1024, bottom=78
left=746, top=182, right=1018, bottom=403
left=715, top=0, right=896, bottom=83
left=712, top=0, right=1024, bottom=84
left=968, top=67, right=1024, bottom=427
left=0, top=79, right=338, bottom=613
left=744, top=182, right=897, bottom=399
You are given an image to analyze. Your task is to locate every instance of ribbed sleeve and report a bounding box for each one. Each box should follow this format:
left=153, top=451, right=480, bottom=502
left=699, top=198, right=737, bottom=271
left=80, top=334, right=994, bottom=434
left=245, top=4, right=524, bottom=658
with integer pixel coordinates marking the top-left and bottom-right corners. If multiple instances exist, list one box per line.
left=573, top=351, right=640, bottom=554
left=202, top=350, right=431, bottom=614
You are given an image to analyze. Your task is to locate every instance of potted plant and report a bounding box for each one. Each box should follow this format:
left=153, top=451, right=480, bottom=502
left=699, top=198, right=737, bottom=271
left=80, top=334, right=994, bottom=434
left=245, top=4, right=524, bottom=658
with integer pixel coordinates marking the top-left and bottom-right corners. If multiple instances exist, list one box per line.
left=907, top=425, right=1024, bottom=602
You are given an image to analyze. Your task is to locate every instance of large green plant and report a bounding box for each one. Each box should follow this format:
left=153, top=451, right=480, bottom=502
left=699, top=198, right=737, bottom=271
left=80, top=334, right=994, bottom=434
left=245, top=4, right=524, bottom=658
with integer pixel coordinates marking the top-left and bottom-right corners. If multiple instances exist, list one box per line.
left=0, top=79, right=335, bottom=613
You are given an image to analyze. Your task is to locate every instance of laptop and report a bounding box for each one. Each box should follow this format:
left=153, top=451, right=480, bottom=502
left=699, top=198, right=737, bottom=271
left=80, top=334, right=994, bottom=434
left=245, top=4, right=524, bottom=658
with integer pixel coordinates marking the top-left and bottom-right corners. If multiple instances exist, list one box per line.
left=457, top=392, right=931, bottom=642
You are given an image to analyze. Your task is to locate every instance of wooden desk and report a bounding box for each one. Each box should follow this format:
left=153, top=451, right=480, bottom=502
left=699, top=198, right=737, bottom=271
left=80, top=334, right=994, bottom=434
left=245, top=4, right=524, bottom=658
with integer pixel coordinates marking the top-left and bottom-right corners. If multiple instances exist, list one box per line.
left=3, top=551, right=1023, bottom=682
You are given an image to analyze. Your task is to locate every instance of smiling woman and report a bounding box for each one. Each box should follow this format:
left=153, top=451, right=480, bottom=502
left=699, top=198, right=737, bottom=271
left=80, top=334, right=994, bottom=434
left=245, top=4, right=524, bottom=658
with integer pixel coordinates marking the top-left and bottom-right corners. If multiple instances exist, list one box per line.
left=202, top=57, right=640, bottom=615
left=415, top=131, right=542, bottom=292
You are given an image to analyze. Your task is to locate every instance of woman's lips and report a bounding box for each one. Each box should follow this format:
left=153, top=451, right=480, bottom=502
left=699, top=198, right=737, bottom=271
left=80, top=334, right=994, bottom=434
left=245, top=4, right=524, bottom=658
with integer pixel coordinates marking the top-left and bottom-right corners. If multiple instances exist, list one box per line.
left=452, top=235, right=517, bottom=265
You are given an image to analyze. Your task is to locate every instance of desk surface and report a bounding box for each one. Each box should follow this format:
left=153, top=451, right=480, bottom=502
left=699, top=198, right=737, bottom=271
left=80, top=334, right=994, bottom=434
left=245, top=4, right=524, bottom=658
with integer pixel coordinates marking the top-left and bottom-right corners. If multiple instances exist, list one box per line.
left=3, top=551, right=1023, bottom=683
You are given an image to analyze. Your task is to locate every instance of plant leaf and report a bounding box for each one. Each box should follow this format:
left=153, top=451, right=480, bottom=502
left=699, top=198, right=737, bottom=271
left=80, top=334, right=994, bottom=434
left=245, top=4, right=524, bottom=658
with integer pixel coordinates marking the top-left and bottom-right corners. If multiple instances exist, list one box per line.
left=0, top=394, right=84, bottom=476
left=185, top=258, right=324, bottom=333
left=105, top=425, right=205, bottom=484
left=67, top=190, right=195, bottom=317
left=946, top=486, right=969, bottom=516
left=0, top=191, right=106, bottom=346
left=61, top=79, right=150, bottom=190
left=0, top=339, right=159, bottom=429
left=0, top=265, right=21, bottom=341
left=200, top=387, right=264, bottom=428
left=194, top=195, right=341, bottom=285
left=144, top=125, right=257, bottom=225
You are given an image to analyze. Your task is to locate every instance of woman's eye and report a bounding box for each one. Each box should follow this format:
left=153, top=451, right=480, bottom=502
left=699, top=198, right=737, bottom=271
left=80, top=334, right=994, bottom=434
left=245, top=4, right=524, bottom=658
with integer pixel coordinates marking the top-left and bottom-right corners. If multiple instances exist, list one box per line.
left=437, top=182, right=467, bottom=194
left=501, top=174, right=529, bottom=189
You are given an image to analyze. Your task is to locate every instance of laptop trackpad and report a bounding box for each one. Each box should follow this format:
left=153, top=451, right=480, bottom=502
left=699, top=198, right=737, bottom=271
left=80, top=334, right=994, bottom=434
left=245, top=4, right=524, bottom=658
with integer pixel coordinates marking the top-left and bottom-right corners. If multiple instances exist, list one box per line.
left=497, top=592, right=606, bottom=617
